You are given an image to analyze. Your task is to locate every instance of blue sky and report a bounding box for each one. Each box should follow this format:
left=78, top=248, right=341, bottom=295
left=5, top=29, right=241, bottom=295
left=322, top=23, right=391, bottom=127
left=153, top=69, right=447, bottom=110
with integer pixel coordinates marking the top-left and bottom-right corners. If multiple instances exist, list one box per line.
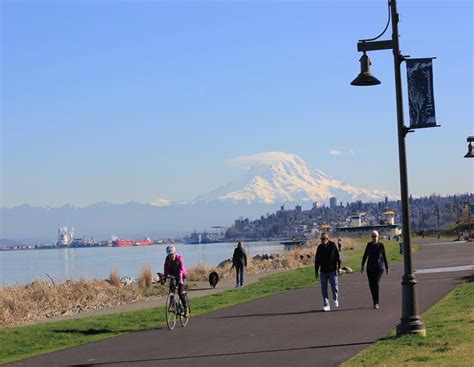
left=1, top=0, right=473, bottom=207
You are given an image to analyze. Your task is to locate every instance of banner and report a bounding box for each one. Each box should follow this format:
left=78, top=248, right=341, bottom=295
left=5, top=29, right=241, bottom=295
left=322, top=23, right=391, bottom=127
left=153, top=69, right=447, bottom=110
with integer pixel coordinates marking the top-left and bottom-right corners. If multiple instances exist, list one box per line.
left=406, top=58, right=437, bottom=128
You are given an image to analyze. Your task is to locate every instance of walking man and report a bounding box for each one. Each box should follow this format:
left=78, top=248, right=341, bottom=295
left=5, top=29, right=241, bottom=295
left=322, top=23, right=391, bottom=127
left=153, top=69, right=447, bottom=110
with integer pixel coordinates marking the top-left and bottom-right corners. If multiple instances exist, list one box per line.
left=232, top=241, right=247, bottom=287
left=315, top=233, right=341, bottom=311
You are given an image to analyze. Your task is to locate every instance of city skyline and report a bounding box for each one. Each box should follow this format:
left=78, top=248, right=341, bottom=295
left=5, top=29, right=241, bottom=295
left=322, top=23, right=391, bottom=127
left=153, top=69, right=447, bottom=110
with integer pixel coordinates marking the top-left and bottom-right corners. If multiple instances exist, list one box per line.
left=1, top=1, right=473, bottom=208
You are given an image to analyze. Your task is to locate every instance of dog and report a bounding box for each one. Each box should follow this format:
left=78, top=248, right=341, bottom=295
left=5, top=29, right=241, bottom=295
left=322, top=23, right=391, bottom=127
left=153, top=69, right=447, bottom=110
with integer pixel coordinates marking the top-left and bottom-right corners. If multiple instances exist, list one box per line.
left=208, top=271, right=219, bottom=289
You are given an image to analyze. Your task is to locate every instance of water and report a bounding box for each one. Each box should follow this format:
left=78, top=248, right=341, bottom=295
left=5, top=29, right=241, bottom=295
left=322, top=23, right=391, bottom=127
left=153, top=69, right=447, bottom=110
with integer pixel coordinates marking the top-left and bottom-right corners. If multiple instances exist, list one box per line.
left=0, top=241, right=288, bottom=286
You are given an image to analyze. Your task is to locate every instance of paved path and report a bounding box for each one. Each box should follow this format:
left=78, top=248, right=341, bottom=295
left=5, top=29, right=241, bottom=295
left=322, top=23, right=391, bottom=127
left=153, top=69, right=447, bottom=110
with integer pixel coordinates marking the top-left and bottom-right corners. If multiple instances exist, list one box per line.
left=5, top=240, right=473, bottom=367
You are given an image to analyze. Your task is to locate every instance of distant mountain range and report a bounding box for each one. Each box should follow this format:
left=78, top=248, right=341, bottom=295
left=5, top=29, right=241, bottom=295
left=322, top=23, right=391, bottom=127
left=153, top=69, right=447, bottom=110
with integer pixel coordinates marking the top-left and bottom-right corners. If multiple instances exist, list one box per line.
left=1, top=152, right=396, bottom=242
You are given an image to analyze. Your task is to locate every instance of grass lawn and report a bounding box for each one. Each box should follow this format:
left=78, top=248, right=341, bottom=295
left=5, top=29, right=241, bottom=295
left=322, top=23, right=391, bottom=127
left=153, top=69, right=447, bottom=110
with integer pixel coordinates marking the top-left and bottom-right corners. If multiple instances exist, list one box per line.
left=342, top=280, right=474, bottom=367
left=0, top=239, right=405, bottom=364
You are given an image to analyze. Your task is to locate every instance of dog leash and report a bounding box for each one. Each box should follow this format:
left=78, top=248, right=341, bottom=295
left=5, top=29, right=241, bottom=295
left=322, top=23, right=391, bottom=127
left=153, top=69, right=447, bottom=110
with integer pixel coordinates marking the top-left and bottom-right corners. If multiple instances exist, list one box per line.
left=222, top=266, right=234, bottom=274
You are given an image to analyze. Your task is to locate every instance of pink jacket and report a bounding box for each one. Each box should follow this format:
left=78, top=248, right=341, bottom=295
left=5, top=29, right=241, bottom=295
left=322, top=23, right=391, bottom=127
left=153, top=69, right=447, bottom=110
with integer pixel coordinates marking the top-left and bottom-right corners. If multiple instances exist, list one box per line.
left=163, top=254, right=188, bottom=283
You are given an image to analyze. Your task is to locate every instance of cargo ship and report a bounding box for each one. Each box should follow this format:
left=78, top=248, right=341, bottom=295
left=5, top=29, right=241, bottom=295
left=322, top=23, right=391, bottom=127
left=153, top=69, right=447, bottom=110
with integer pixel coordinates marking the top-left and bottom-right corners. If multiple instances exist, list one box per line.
left=112, top=237, right=153, bottom=247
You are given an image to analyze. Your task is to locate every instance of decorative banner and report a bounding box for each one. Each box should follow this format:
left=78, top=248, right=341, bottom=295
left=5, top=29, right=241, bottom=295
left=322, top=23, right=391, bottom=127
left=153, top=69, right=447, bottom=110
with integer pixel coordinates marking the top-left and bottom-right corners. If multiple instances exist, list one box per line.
left=406, top=58, right=438, bottom=128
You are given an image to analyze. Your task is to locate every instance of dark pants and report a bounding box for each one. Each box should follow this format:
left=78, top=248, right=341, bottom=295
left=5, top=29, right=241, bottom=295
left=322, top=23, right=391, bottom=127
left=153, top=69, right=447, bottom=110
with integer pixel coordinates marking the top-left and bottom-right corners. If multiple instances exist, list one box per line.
left=235, top=264, right=244, bottom=286
left=170, top=276, right=188, bottom=309
left=367, top=269, right=384, bottom=305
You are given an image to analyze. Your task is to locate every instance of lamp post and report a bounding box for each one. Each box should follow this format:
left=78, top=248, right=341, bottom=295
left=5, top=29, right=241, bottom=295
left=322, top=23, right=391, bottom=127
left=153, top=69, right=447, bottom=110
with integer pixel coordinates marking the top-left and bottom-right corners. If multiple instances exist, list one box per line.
left=453, top=204, right=462, bottom=239
left=464, top=197, right=472, bottom=241
left=351, top=0, right=426, bottom=336
left=465, top=136, right=474, bottom=158
left=434, top=206, right=440, bottom=239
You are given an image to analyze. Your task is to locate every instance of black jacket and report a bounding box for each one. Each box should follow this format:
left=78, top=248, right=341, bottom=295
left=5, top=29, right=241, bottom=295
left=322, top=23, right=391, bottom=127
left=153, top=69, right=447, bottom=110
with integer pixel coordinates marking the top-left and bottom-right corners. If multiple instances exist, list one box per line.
left=361, top=242, right=389, bottom=271
left=232, top=247, right=247, bottom=267
left=315, top=241, right=341, bottom=274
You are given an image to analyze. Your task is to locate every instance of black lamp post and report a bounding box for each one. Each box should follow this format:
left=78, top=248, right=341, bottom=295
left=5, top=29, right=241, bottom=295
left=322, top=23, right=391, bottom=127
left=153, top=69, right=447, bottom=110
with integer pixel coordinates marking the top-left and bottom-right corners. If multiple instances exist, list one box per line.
left=464, top=198, right=472, bottom=241
left=351, top=0, right=426, bottom=336
left=434, top=206, right=440, bottom=239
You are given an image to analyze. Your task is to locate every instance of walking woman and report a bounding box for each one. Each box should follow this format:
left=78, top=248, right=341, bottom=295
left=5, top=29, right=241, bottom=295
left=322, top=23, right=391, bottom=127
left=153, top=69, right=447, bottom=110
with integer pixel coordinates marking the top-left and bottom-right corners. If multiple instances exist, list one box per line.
left=361, top=230, right=389, bottom=309
left=232, top=241, right=247, bottom=287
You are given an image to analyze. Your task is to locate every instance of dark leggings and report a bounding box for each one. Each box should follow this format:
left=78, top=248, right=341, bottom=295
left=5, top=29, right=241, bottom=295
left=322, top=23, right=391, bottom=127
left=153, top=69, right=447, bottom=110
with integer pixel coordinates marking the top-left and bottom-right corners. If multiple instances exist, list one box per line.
left=367, top=269, right=384, bottom=305
left=170, top=276, right=188, bottom=309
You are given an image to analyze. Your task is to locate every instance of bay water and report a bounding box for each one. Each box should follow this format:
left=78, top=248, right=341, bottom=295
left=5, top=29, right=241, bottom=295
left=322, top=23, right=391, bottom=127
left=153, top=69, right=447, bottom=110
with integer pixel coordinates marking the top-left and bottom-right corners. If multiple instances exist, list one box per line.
left=0, top=241, right=289, bottom=286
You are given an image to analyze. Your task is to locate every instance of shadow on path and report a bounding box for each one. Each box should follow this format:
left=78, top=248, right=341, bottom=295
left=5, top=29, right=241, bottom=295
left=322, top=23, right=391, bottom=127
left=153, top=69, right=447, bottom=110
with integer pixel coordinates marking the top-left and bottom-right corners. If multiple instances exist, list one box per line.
left=53, top=328, right=164, bottom=336
left=208, top=307, right=369, bottom=319
left=67, top=341, right=375, bottom=366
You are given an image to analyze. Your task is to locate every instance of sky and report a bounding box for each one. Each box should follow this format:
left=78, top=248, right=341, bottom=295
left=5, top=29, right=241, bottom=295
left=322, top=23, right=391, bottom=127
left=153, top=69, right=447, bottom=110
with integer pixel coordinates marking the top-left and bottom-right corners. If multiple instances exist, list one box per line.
left=1, top=0, right=473, bottom=208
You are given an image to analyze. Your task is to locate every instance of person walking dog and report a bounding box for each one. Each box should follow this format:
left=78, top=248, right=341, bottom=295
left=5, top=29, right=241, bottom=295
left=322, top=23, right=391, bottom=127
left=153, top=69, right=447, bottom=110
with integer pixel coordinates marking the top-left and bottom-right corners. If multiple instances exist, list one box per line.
left=361, top=230, right=389, bottom=309
left=232, top=241, right=247, bottom=287
left=315, top=233, right=341, bottom=311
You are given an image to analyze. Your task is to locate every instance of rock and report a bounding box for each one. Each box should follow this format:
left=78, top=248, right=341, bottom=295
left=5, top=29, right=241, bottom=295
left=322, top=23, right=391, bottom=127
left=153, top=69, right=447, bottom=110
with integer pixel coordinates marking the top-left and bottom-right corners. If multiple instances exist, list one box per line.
left=152, top=274, right=161, bottom=283
left=121, top=276, right=135, bottom=286
left=218, top=259, right=233, bottom=268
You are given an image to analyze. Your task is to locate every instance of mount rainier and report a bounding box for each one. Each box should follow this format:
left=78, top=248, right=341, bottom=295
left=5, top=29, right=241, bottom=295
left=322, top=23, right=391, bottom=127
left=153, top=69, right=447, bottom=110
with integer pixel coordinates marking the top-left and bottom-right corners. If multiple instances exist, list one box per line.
left=194, top=152, right=396, bottom=204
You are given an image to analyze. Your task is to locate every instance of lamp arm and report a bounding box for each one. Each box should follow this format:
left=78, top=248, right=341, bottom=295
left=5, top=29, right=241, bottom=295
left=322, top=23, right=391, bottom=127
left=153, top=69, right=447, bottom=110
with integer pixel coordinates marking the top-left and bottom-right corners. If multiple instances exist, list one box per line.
left=359, top=1, right=391, bottom=43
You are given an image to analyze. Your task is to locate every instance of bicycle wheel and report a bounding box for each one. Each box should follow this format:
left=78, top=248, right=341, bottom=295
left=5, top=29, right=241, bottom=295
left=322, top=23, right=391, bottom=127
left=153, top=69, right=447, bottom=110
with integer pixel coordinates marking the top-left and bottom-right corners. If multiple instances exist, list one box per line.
left=179, top=296, right=189, bottom=327
left=165, top=294, right=177, bottom=330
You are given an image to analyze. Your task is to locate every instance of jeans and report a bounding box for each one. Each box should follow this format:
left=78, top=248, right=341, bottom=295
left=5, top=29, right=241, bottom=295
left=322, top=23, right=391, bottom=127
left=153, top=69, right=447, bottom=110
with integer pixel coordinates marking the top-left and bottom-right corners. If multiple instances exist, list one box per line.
left=235, top=264, right=244, bottom=286
left=320, top=271, right=339, bottom=307
left=367, top=269, right=384, bottom=305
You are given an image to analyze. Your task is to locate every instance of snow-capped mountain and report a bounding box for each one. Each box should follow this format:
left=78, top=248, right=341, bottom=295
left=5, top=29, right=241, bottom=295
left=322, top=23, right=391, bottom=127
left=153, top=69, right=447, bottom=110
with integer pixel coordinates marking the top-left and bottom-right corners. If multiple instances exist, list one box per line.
left=194, top=152, right=397, bottom=204
left=1, top=152, right=398, bottom=240
left=149, top=198, right=173, bottom=207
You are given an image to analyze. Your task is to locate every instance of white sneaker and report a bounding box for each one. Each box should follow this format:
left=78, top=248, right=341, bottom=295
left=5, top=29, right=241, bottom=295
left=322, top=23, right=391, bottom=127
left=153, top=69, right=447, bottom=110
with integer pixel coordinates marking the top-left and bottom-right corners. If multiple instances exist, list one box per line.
left=323, top=305, right=331, bottom=312
left=334, top=300, right=339, bottom=308
left=374, top=304, right=380, bottom=309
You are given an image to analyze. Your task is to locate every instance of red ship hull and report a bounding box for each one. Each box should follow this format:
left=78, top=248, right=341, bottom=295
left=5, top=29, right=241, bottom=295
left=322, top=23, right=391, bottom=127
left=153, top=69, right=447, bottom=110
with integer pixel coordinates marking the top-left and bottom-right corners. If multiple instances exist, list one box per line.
left=112, top=240, right=153, bottom=247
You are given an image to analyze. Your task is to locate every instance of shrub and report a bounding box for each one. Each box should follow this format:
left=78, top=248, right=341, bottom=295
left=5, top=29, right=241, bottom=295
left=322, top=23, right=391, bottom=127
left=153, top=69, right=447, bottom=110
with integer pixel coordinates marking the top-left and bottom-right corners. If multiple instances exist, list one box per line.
left=109, top=270, right=121, bottom=288
left=138, top=265, right=153, bottom=289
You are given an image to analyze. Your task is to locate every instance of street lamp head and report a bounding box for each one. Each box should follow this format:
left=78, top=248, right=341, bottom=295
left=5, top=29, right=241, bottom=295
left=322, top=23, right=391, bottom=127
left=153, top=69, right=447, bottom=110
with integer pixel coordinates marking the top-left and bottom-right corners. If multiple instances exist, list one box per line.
left=464, top=142, right=474, bottom=158
left=351, top=52, right=381, bottom=86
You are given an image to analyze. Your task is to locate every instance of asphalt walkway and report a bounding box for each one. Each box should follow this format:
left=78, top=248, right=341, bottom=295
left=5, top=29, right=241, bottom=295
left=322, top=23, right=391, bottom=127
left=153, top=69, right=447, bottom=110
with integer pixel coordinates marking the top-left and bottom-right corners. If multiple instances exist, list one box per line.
left=5, top=240, right=473, bottom=367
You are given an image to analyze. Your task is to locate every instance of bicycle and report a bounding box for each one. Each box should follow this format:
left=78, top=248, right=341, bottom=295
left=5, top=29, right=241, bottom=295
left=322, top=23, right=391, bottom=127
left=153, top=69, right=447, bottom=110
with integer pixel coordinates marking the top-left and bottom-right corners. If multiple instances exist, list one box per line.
left=159, top=274, right=190, bottom=330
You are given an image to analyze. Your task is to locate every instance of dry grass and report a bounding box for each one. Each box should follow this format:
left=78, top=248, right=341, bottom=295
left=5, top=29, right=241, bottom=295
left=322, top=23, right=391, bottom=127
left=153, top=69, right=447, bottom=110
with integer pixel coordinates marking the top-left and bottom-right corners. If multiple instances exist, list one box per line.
left=138, top=266, right=153, bottom=289
left=109, top=270, right=121, bottom=288
left=187, top=262, right=215, bottom=281
left=0, top=279, right=142, bottom=326
left=338, top=237, right=360, bottom=251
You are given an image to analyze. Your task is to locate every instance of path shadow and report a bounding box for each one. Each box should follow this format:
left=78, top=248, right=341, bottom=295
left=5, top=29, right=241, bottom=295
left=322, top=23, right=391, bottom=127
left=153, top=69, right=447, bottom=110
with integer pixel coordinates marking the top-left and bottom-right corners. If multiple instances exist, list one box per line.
left=208, top=307, right=368, bottom=319
left=189, top=287, right=222, bottom=291
left=53, top=327, right=165, bottom=336
left=67, top=340, right=375, bottom=366
left=461, top=274, right=474, bottom=283
left=53, top=328, right=115, bottom=336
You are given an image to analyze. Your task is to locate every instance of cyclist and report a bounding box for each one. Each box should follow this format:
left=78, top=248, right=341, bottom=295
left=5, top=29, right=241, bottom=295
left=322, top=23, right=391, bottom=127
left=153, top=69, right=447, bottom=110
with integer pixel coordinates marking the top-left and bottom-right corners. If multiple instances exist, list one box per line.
left=163, top=245, right=189, bottom=317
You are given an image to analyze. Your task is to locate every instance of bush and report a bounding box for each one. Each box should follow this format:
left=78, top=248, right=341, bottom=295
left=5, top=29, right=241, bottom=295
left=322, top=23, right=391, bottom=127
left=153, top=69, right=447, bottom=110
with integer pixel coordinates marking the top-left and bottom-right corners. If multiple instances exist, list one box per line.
left=138, top=266, right=153, bottom=289
left=109, top=270, right=121, bottom=288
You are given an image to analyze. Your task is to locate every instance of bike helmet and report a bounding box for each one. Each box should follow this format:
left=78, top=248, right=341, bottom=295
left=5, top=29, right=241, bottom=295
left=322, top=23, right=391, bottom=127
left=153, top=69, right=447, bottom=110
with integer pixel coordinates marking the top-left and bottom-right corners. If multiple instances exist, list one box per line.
left=166, top=245, right=176, bottom=255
